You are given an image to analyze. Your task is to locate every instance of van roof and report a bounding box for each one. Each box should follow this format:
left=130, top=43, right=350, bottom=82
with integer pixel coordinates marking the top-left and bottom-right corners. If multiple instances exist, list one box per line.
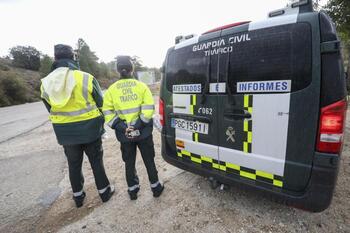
left=174, top=0, right=314, bottom=49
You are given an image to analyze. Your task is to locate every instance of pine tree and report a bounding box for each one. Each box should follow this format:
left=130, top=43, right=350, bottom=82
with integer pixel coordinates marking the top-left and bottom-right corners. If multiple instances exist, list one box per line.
left=76, top=38, right=100, bottom=78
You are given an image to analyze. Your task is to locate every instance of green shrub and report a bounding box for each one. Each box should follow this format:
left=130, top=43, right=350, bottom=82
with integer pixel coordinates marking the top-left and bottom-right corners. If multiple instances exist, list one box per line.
left=0, top=86, right=10, bottom=107
left=0, top=63, right=10, bottom=71
left=39, top=55, right=53, bottom=77
left=0, top=72, right=27, bottom=106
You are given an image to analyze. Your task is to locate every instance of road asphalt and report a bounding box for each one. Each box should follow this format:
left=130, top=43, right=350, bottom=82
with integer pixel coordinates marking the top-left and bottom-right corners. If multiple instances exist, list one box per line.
left=0, top=102, right=66, bottom=233
left=0, top=102, right=49, bottom=143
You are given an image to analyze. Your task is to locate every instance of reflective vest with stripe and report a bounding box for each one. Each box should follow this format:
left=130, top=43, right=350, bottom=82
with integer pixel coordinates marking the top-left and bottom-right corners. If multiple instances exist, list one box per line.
left=103, top=78, right=154, bottom=127
left=41, top=71, right=101, bottom=124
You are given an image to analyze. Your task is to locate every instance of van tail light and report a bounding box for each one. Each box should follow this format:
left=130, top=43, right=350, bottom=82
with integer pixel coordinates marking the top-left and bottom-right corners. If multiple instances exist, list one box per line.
left=159, top=98, right=165, bottom=126
left=317, top=99, right=348, bottom=154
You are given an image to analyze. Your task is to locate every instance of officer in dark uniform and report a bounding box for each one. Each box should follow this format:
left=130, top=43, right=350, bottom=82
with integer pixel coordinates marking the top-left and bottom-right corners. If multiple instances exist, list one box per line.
left=103, top=56, right=164, bottom=200
left=41, top=45, right=115, bottom=207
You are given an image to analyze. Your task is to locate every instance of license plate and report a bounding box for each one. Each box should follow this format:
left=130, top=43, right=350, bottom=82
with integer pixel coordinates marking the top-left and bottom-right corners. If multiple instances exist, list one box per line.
left=171, top=118, right=209, bottom=134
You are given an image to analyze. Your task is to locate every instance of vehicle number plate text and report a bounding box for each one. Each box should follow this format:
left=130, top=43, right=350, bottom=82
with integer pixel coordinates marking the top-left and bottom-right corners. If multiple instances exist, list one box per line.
left=171, top=118, right=209, bottom=134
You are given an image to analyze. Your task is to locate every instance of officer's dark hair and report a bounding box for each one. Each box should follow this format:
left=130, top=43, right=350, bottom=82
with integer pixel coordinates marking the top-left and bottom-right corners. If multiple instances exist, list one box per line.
left=116, top=56, right=133, bottom=77
left=54, top=44, right=74, bottom=60
left=51, top=44, right=80, bottom=71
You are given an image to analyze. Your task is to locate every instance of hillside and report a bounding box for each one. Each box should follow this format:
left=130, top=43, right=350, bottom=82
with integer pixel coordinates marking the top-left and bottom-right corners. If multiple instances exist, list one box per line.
left=0, top=58, right=42, bottom=107
left=0, top=58, right=118, bottom=107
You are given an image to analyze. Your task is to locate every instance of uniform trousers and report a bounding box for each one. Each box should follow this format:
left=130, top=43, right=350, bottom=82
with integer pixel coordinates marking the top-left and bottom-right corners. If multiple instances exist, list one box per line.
left=63, top=137, right=110, bottom=195
left=120, top=135, right=159, bottom=191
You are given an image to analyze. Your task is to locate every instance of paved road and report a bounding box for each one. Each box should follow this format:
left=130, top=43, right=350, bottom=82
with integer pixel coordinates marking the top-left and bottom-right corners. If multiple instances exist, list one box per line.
left=0, top=102, right=49, bottom=143
left=0, top=102, right=66, bottom=233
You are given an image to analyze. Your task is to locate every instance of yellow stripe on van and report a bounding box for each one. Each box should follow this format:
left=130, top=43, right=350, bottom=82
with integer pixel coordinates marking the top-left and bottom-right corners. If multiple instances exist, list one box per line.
left=182, top=150, right=191, bottom=156
left=247, top=132, right=252, bottom=143
left=192, top=95, right=197, bottom=105
left=248, top=107, right=253, bottom=114
left=226, top=162, right=240, bottom=171
left=191, top=157, right=202, bottom=164
left=240, top=171, right=256, bottom=180
left=273, top=180, right=283, bottom=187
left=244, top=95, right=249, bottom=108
left=175, top=149, right=283, bottom=188
left=244, top=120, right=248, bottom=132
left=194, top=133, right=199, bottom=142
left=243, top=142, right=249, bottom=153
left=201, top=156, right=212, bottom=163
left=256, top=170, right=274, bottom=180
left=190, top=106, right=194, bottom=115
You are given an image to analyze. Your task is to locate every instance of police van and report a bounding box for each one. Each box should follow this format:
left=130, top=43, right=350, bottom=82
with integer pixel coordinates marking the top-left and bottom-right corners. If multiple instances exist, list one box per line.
left=159, top=0, right=348, bottom=212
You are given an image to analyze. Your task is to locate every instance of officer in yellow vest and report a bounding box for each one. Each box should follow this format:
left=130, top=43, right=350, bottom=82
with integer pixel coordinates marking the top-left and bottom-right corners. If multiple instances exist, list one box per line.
left=103, top=56, right=164, bottom=200
left=40, top=44, right=114, bottom=207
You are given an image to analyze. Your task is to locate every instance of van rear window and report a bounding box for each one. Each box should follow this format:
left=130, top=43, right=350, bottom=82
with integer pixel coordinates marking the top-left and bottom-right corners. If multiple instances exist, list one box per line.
left=226, top=23, right=312, bottom=93
left=166, top=23, right=312, bottom=93
left=166, top=46, right=210, bottom=93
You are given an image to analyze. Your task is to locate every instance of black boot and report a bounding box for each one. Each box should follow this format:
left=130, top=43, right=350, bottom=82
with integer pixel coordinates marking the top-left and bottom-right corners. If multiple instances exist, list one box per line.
left=73, top=191, right=86, bottom=208
left=100, top=185, right=115, bottom=203
left=152, top=183, right=164, bottom=198
left=128, top=186, right=140, bottom=200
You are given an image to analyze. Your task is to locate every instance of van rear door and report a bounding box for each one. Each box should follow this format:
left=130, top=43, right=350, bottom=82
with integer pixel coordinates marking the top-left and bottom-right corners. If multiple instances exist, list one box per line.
left=165, top=35, right=221, bottom=172
left=217, top=21, right=319, bottom=192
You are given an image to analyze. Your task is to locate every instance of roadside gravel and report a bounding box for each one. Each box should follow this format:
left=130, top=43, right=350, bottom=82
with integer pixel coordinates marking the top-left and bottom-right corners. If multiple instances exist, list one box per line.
left=35, top=110, right=350, bottom=233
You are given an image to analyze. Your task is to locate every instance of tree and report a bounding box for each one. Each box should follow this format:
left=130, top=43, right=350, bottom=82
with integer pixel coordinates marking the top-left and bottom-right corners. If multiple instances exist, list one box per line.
left=39, top=55, right=53, bottom=77
left=9, top=46, right=41, bottom=71
left=324, top=0, right=350, bottom=91
left=287, top=0, right=320, bottom=10
left=324, top=0, right=350, bottom=53
left=324, top=0, right=350, bottom=35
left=76, top=38, right=100, bottom=77
left=130, top=56, right=145, bottom=72
left=75, top=39, right=119, bottom=88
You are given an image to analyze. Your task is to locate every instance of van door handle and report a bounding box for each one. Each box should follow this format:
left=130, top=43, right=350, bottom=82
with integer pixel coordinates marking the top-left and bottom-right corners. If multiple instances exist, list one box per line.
left=224, top=109, right=251, bottom=119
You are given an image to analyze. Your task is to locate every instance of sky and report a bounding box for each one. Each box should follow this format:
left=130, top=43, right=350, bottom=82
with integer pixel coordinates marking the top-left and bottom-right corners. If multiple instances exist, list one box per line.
left=0, top=0, right=328, bottom=68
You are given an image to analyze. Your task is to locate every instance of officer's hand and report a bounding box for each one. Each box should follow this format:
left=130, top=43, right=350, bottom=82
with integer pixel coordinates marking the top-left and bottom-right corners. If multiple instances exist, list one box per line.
left=126, top=126, right=134, bottom=133
left=125, top=126, right=134, bottom=139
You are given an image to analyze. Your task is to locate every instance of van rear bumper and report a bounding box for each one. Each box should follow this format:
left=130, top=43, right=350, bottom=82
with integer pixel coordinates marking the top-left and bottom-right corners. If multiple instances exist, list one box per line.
left=161, top=135, right=340, bottom=212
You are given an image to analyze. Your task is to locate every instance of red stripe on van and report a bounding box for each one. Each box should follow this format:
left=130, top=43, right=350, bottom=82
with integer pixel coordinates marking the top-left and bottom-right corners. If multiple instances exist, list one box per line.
left=203, top=21, right=251, bottom=35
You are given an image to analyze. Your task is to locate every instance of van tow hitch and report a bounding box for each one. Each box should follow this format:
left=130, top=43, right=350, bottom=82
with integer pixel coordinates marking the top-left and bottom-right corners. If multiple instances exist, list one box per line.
left=208, top=177, right=230, bottom=191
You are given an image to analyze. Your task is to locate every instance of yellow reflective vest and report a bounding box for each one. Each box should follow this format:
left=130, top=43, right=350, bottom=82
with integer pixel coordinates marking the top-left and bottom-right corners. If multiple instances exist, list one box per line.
left=103, top=78, right=155, bottom=128
left=41, top=68, right=101, bottom=124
